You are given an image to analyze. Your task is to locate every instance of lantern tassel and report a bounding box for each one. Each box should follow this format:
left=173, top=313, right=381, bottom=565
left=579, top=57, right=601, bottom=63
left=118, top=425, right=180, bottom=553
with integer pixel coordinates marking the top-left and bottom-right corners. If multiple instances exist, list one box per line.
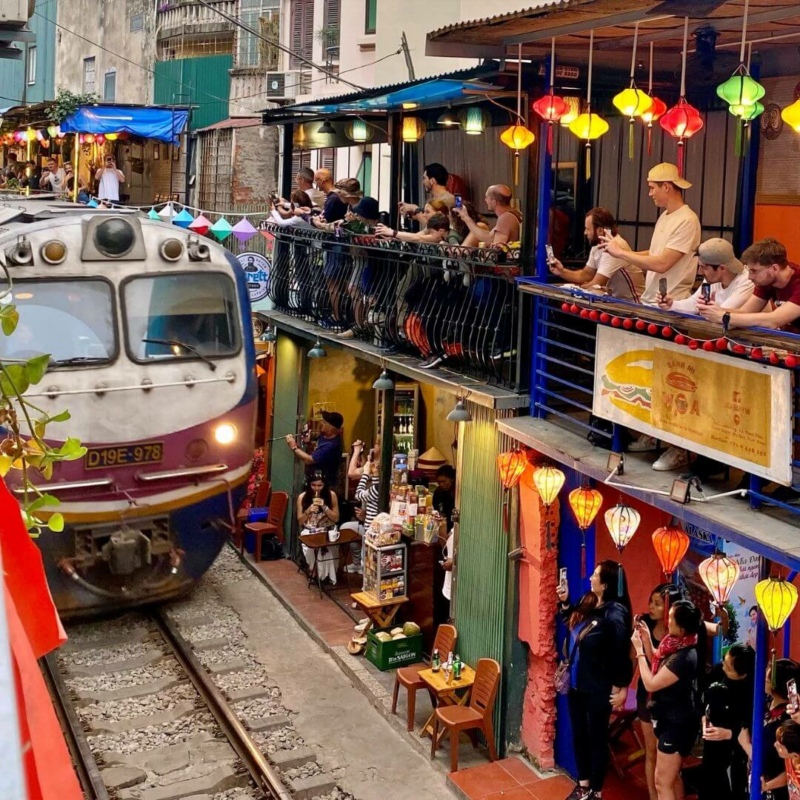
left=628, top=118, right=635, bottom=161
left=585, top=142, right=591, bottom=181
left=513, top=151, right=520, bottom=186
left=617, top=564, right=624, bottom=597
left=646, top=123, right=653, bottom=156
left=735, top=118, right=743, bottom=158
left=677, top=140, right=685, bottom=176
left=547, top=122, right=554, bottom=155
left=581, top=533, right=587, bottom=578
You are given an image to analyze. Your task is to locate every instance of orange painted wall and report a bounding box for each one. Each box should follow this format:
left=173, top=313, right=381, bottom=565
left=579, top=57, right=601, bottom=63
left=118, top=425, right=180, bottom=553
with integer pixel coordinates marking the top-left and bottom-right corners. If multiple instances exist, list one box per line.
left=754, top=205, right=800, bottom=258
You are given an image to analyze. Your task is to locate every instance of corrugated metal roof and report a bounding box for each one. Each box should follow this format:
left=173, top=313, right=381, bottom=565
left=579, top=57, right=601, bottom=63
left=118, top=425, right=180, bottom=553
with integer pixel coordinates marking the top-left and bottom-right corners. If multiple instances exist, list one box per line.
left=429, top=1, right=568, bottom=40
left=196, top=117, right=262, bottom=133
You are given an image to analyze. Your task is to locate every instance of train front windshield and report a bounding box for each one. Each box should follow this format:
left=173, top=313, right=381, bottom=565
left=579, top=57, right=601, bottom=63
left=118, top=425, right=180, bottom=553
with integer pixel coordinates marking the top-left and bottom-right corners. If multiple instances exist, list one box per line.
left=124, top=273, right=240, bottom=363
left=0, top=280, right=116, bottom=364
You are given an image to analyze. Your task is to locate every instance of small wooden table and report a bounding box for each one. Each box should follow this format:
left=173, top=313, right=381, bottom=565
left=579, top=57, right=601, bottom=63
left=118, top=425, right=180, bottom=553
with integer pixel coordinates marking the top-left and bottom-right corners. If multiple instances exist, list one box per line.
left=349, top=591, right=408, bottom=639
left=300, top=528, right=361, bottom=597
left=418, top=664, right=476, bottom=745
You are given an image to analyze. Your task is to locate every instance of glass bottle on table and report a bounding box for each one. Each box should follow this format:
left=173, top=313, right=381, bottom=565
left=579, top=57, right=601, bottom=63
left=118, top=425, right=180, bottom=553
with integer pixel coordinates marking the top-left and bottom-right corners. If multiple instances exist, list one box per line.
left=432, top=649, right=440, bottom=672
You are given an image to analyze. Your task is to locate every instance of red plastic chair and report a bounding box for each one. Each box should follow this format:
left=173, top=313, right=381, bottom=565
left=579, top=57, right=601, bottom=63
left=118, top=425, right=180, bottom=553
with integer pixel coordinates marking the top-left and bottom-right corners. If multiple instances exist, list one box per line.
left=245, top=490, right=288, bottom=560
left=234, top=480, right=271, bottom=552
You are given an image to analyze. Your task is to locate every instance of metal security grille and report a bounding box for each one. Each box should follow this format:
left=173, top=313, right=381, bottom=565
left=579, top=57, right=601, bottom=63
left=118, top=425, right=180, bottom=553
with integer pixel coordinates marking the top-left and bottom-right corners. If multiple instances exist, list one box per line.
left=198, top=129, right=233, bottom=212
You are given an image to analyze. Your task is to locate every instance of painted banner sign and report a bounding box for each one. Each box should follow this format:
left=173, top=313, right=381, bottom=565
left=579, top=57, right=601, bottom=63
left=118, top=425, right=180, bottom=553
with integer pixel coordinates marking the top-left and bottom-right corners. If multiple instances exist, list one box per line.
left=238, top=252, right=270, bottom=303
left=592, top=327, right=793, bottom=484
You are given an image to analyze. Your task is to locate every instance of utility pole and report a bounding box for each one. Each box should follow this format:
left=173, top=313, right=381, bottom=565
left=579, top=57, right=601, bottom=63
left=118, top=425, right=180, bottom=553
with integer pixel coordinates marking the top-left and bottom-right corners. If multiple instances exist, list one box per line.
left=400, top=32, right=415, bottom=81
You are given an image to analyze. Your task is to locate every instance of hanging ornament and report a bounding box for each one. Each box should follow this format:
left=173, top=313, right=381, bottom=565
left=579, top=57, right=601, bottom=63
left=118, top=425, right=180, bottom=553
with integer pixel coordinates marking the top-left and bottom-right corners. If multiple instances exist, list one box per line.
left=559, top=97, right=581, bottom=128
left=652, top=524, right=689, bottom=577
left=755, top=575, right=799, bottom=688
left=35, top=129, right=45, bottom=141
left=698, top=552, right=741, bottom=605
left=612, top=24, right=653, bottom=160
left=781, top=98, right=800, bottom=133
left=95, top=134, right=105, bottom=145
left=532, top=38, right=569, bottom=154
left=604, top=503, right=641, bottom=553
left=458, top=107, right=491, bottom=135
left=84, top=133, right=95, bottom=144
left=401, top=117, right=426, bottom=143
left=568, top=30, right=607, bottom=180
left=660, top=19, right=704, bottom=175
left=105, top=132, right=118, bottom=141
left=46, top=125, right=60, bottom=139
left=532, top=465, right=565, bottom=507
left=344, top=120, right=374, bottom=143
left=188, top=214, right=211, bottom=236
left=158, top=203, right=176, bottom=220
left=25, top=128, right=36, bottom=142
left=568, top=485, right=603, bottom=576
left=232, top=217, right=258, bottom=243
left=147, top=207, right=160, bottom=220
left=210, top=216, right=233, bottom=241
left=172, top=208, right=195, bottom=228
left=500, top=44, right=535, bottom=186
left=497, top=449, right=528, bottom=489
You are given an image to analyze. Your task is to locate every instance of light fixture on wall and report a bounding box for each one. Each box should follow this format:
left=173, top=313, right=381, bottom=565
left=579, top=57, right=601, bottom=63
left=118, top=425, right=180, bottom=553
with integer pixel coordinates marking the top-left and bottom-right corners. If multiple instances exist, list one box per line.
left=437, top=107, right=460, bottom=127
left=458, top=107, right=491, bottom=135
left=317, top=120, right=336, bottom=135
left=372, top=368, right=394, bottom=391
left=401, top=117, right=427, bottom=142
left=345, top=119, right=374, bottom=143
left=308, top=338, right=326, bottom=358
left=446, top=397, right=472, bottom=423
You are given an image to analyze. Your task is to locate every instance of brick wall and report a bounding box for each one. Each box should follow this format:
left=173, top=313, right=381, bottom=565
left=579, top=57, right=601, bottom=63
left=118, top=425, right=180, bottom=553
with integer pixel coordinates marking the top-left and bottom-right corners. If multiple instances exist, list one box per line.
left=232, top=125, right=279, bottom=205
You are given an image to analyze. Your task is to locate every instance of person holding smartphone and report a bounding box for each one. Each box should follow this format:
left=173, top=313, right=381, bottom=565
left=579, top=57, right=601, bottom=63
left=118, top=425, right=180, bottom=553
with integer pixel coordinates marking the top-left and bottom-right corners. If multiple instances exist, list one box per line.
left=339, top=440, right=381, bottom=574
left=658, top=239, right=753, bottom=316
left=549, top=208, right=644, bottom=301
left=557, top=561, right=633, bottom=800
left=94, top=154, right=125, bottom=203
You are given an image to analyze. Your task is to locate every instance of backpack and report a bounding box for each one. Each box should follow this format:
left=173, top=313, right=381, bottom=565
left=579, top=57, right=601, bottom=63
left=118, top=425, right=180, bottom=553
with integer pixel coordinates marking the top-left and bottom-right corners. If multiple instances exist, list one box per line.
left=259, top=534, right=283, bottom=561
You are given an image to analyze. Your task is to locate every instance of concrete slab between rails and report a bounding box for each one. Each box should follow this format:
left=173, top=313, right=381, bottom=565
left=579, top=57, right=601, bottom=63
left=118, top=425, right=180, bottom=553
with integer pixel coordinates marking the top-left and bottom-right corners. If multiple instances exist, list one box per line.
left=497, top=415, right=800, bottom=571
left=235, top=548, right=489, bottom=779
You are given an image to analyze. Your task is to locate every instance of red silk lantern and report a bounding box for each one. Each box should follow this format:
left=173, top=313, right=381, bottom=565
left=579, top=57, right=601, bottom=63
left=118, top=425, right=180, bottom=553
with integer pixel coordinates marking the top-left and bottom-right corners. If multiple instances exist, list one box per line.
left=698, top=553, right=740, bottom=605
left=497, top=449, right=528, bottom=490
left=568, top=487, right=603, bottom=530
left=659, top=98, right=704, bottom=175
left=533, top=91, right=568, bottom=154
left=641, top=96, right=667, bottom=155
left=652, top=525, right=690, bottom=576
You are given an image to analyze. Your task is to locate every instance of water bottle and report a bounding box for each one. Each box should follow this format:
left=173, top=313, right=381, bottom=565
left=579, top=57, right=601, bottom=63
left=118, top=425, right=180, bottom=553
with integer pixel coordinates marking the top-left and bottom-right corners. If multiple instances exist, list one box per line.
left=432, top=649, right=440, bottom=672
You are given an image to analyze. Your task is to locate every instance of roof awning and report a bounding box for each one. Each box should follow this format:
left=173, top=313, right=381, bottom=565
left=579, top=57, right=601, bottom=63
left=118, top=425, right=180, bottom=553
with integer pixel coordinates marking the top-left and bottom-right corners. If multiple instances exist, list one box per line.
left=61, top=105, right=190, bottom=144
left=426, top=0, right=800, bottom=75
left=261, top=65, right=503, bottom=125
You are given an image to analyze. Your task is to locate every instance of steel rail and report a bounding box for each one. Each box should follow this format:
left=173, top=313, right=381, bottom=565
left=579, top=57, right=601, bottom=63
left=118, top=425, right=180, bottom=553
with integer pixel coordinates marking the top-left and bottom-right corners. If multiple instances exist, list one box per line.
left=40, top=653, right=110, bottom=800
left=151, top=610, right=293, bottom=800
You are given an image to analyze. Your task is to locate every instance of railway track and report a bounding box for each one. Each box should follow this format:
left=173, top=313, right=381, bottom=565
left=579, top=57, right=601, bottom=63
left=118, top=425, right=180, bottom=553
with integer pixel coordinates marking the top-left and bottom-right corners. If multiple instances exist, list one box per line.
left=46, top=593, right=347, bottom=800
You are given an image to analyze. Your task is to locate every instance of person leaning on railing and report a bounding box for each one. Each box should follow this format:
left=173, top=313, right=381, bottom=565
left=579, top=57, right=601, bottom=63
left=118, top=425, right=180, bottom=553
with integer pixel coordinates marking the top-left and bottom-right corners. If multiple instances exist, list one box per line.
left=452, top=184, right=521, bottom=247
left=374, top=212, right=451, bottom=244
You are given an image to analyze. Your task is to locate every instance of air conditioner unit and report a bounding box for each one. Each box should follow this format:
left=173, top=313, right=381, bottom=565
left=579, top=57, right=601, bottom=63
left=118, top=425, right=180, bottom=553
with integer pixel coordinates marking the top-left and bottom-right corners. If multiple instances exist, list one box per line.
left=265, top=71, right=308, bottom=101
left=0, top=0, right=34, bottom=26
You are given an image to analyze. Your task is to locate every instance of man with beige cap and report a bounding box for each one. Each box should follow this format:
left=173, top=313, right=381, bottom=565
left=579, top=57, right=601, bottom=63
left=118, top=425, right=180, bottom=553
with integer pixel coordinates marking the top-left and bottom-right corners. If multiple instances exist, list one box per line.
left=601, top=162, right=701, bottom=305
left=658, top=238, right=753, bottom=315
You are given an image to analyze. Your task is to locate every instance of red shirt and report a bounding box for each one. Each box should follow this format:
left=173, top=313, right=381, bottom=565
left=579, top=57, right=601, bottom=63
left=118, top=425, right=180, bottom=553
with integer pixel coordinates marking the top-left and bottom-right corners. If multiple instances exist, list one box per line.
left=786, top=757, right=800, bottom=800
left=753, top=262, right=800, bottom=333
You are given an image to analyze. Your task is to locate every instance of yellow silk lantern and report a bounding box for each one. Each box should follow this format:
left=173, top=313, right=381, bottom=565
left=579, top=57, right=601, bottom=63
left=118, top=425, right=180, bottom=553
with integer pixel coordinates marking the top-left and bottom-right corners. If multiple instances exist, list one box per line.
left=532, top=465, right=565, bottom=507
left=500, top=124, right=535, bottom=150
left=568, top=112, right=609, bottom=141
left=568, top=487, right=603, bottom=530
left=401, top=117, right=426, bottom=142
left=781, top=98, right=800, bottom=133
left=497, top=449, right=528, bottom=490
left=755, top=576, right=798, bottom=632
left=612, top=87, right=653, bottom=119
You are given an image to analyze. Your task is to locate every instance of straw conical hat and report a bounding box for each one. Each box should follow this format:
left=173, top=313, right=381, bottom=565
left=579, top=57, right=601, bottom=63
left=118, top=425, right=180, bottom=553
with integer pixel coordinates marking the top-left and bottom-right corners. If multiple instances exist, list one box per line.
left=418, top=447, right=447, bottom=479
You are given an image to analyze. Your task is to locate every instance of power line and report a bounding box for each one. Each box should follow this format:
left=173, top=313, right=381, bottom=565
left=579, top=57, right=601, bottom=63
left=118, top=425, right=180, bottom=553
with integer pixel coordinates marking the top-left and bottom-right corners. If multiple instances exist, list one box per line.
left=194, top=0, right=365, bottom=92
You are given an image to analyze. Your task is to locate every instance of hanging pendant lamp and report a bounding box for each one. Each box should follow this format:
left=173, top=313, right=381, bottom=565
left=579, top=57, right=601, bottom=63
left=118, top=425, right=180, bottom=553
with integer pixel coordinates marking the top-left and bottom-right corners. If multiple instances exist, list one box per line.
left=568, top=30, right=608, bottom=180
left=755, top=575, right=799, bottom=688
left=604, top=503, right=641, bottom=553
left=532, top=465, right=565, bottom=507
left=568, top=485, right=603, bottom=577
left=612, top=23, right=653, bottom=160
left=698, top=552, right=741, bottom=606
left=660, top=18, right=704, bottom=176
left=532, top=38, right=569, bottom=154
left=652, top=523, right=690, bottom=578
left=500, top=44, right=535, bottom=185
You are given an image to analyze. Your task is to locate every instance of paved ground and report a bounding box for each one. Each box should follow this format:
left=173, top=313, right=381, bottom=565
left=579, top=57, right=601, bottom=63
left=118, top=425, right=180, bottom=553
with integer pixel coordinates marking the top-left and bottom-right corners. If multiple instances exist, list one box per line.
left=218, top=567, right=455, bottom=800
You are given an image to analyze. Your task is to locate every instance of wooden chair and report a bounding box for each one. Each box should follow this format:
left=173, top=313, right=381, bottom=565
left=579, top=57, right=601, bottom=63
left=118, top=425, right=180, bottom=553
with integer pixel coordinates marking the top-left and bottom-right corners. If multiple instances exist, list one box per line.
left=431, top=657, right=500, bottom=773
left=234, top=480, right=271, bottom=552
left=391, top=624, right=457, bottom=731
left=244, top=490, right=288, bottom=561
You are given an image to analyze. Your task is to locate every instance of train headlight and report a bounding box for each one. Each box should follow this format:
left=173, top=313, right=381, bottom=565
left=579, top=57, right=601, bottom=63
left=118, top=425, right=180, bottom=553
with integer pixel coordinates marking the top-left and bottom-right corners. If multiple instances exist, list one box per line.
left=94, top=218, right=135, bottom=257
left=214, top=423, right=237, bottom=445
left=41, top=240, right=67, bottom=265
left=160, top=238, right=183, bottom=262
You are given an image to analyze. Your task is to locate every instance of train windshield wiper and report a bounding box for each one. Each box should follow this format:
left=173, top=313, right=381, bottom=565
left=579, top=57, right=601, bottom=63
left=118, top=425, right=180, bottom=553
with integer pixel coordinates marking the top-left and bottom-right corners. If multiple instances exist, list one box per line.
left=51, top=356, right=109, bottom=366
left=141, top=337, right=217, bottom=371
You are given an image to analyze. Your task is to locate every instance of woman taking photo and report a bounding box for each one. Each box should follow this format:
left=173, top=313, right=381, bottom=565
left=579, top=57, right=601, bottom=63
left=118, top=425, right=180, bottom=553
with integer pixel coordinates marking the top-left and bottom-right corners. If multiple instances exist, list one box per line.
left=296, top=471, right=340, bottom=584
left=556, top=560, right=633, bottom=800
left=633, top=600, right=706, bottom=800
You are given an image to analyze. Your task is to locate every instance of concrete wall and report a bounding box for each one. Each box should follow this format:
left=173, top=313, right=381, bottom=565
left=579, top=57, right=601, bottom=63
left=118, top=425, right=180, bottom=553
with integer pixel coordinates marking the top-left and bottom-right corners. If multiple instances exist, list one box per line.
left=55, top=0, right=155, bottom=104
left=232, top=124, right=279, bottom=204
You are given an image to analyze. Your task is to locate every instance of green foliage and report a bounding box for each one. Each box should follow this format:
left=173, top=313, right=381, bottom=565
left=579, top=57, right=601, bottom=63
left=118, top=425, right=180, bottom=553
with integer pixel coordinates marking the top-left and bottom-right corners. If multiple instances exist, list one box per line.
left=49, top=88, right=100, bottom=124
left=723, top=601, right=740, bottom=646
left=0, top=299, right=85, bottom=534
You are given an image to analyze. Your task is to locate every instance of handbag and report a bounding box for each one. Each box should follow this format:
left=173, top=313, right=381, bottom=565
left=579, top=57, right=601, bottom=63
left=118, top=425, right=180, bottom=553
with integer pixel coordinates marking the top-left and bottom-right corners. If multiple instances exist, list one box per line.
left=555, top=619, right=598, bottom=695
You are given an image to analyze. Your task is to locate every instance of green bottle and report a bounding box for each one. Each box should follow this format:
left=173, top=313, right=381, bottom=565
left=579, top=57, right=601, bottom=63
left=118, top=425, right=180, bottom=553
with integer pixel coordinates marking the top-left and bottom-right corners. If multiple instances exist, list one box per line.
left=453, top=654, right=462, bottom=681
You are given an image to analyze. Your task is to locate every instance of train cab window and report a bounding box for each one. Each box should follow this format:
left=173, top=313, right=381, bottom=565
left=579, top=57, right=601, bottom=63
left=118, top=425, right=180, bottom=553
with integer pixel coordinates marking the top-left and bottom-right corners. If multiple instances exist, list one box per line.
left=0, top=280, right=116, bottom=365
left=123, top=273, right=240, bottom=363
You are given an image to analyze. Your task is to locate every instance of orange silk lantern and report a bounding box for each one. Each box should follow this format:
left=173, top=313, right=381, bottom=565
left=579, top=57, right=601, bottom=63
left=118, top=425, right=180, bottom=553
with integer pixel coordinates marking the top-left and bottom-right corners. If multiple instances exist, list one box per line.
left=497, top=449, right=528, bottom=489
left=698, top=553, right=740, bottom=605
left=568, top=487, right=603, bottom=530
left=652, top=525, right=690, bottom=576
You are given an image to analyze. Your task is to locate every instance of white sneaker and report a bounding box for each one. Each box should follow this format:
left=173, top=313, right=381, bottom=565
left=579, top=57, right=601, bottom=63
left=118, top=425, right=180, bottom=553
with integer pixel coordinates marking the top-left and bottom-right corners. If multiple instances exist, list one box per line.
left=652, top=447, right=688, bottom=472
left=345, top=564, right=363, bottom=574
left=629, top=434, right=658, bottom=452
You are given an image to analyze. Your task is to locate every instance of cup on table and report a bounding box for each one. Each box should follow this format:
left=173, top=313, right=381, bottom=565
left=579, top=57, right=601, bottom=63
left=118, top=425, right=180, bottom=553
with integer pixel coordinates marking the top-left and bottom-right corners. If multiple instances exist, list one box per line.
left=328, top=529, right=340, bottom=542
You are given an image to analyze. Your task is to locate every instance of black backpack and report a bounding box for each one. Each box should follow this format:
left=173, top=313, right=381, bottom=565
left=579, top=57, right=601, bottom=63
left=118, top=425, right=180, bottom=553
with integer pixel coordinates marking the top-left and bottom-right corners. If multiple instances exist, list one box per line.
left=259, top=534, right=283, bottom=561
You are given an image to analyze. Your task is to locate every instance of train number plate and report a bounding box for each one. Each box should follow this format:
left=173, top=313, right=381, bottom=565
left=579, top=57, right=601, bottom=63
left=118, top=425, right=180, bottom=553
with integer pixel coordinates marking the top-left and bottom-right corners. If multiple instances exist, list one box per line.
left=85, top=442, right=165, bottom=470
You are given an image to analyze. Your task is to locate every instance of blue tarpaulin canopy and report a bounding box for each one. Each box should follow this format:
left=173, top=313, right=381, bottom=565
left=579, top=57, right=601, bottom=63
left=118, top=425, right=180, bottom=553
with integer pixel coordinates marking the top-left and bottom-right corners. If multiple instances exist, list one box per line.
left=61, top=106, right=189, bottom=144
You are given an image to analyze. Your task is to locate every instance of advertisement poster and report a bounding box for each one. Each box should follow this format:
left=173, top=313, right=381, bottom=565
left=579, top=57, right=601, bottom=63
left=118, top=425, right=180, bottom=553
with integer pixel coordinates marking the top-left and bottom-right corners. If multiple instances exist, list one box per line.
left=237, top=251, right=272, bottom=311
left=592, top=327, right=793, bottom=484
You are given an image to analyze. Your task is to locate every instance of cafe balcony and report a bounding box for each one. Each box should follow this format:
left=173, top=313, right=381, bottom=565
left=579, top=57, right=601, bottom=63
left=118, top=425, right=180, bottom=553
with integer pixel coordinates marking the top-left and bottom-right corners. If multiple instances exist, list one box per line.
left=259, top=223, right=527, bottom=394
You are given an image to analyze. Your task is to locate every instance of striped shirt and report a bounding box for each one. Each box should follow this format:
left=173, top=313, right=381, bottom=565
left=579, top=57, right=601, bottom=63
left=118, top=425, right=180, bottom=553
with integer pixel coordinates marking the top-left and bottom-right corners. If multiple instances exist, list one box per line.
left=355, top=473, right=380, bottom=525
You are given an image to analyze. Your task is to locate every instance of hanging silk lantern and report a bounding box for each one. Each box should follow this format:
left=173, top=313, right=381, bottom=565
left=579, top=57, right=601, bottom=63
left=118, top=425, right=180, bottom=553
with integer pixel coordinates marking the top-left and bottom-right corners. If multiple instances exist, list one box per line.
left=755, top=576, right=799, bottom=633
left=500, top=124, right=535, bottom=151
left=730, top=101, right=764, bottom=121
left=458, top=107, right=491, bottom=135
left=568, top=487, right=603, bottom=530
left=25, top=129, right=36, bottom=142
left=698, top=553, right=741, bottom=605
left=533, top=39, right=568, bottom=154
left=401, top=117, right=426, bottom=143
left=79, top=134, right=86, bottom=144
left=612, top=23, right=653, bottom=160
left=46, top=125, right=60, bottom=139
left=35, top=129, right=45, bottom=141
left=660, top=98, right=704, bottom=175
left=105, top=132, right=118, bottom=141
left=717, top=72, right=765, bottom=111
left=344, top=120, right=374, bottom=143
left=604, top=503, right=641, bottom=553
left=95, top=134, right=105, bottom=145
left=652, top=524, right=690, bottom=577
left=559, top=96, right=580, bottom=127
left=568, top=30, right=606, bottom=179
left=532, top=465, right=565, bottom=507
left=83, top=133, right=95, bottom=144
left=781, top=98, right=800, bottom=133
left=497, top=449, right=528, bottom=490
left=641, top=96, right=667, bottom=126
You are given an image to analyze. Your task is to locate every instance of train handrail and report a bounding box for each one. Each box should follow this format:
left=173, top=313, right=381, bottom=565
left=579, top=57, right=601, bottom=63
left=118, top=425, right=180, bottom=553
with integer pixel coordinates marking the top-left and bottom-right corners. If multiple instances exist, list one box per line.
left=25, top=374, right=237, bottom=399
left=136, top=464, right=229, bottom=482
left=11, top=477, right=113, bottom=495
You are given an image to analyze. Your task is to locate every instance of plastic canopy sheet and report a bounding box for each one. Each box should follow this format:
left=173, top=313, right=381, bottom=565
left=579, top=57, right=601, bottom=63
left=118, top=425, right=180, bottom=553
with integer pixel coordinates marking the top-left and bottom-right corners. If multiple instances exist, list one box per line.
left=61, top=106, right=189, bottom=144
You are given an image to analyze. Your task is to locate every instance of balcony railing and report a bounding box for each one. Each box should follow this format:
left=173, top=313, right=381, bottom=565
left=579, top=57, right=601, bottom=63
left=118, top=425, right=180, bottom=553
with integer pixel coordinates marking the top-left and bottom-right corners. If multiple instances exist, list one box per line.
left=521, top=279, right=800, bottom=516
left=157, top=0, right=236, bottom=39
left=263, top=224, right=524, bottom=391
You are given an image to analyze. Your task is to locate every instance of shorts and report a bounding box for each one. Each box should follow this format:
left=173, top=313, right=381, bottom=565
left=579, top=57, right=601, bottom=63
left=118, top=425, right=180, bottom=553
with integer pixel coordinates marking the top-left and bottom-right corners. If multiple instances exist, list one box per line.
left=636, top=694, right=653, bottom=725
left=654, top=719, right=697, bottom=757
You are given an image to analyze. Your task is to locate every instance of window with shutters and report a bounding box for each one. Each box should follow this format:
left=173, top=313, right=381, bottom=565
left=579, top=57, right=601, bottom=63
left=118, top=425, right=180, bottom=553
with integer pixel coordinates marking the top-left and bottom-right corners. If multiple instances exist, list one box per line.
left=290, top=0, right=314, bottom=70
left=291, top=151, right=311, bottom=180
left=320, top=149, right=335, bottom=175
left=236, top=0, right=279, bottom=68
left=322, top=0, right=340, bottom=55
left=83, top=57, right=96, bottom=94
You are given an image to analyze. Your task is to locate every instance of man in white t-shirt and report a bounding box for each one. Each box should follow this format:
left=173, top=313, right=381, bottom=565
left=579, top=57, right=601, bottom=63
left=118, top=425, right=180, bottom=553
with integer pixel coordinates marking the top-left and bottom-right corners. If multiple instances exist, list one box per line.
left=94, top=154, right=125, bottom=202
left=549, top=207, right=644, bottom=301
left=602, top=162, right=701, bottom=306
left=658, top=238, right=753, bottom=315
left=40, top=157, right=66, bottom=194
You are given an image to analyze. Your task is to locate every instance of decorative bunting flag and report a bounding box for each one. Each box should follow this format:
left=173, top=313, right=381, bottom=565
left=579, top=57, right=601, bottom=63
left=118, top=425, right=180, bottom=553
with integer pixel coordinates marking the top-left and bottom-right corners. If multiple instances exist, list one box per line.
left=172, top=208, right=195, bottom=228
left=232, top=217, right=257, bottom=243
left=158, top=203, right=176, bottom=220
left=189, top=214, right=211, bottom=236
left=210, top=217, right=233, bottom=241
left=147, top=207, right=160, bottom=220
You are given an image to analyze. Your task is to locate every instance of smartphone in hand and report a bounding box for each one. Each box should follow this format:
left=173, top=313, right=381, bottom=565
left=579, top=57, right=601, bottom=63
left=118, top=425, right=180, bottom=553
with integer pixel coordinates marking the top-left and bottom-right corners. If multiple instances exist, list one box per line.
left=454, top=194, right=462, bottom=209
left=545, top=244, right=555, bottom=264
left=789, top=678, right=799, bottom=713
left=701, top=282, right=712, bottom=303
left=559, top=567, right=568, bottom=588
